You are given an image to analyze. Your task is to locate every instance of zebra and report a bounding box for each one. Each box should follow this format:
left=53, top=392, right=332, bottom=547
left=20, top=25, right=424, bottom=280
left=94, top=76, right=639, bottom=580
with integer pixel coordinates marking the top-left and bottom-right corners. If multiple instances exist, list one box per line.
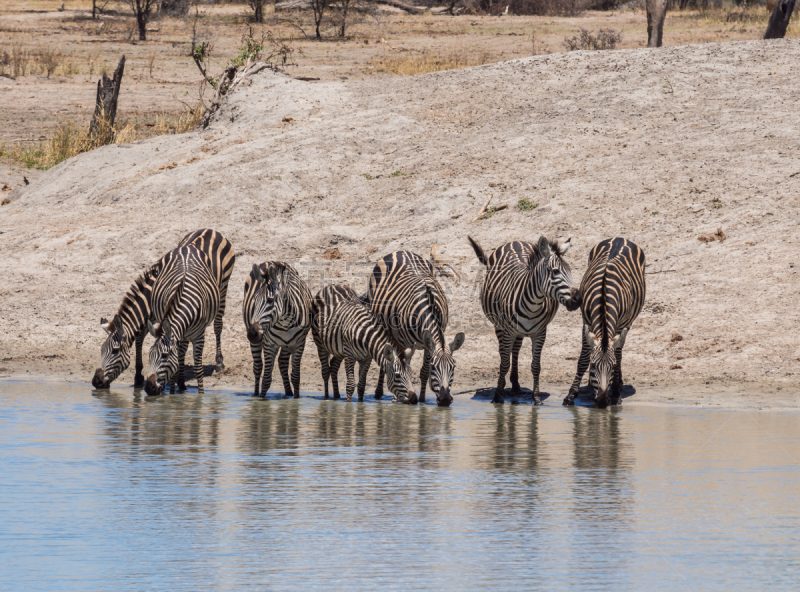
left=143, top=245, right=221, bottom=396
left=311, top=285, right=416, bottom=403
left=367, top=251, right=465, bottom=407
left=243, top=261, right=313, bottom=398
left=92, top=229, right=235, bottom=389
left=563, top=237, right=646, bottom=409
left=468, top=235, right=581, bottom=405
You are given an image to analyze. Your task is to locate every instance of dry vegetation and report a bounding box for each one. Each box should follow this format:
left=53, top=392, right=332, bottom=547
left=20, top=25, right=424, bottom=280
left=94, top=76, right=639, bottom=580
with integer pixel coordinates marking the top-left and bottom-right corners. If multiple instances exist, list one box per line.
left=0, top=0, right=797, bottom=169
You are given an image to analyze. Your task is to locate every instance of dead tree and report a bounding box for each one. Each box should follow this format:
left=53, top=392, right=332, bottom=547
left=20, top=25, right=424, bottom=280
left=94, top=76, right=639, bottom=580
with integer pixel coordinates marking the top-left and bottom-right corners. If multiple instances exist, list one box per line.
left=646, top=0, right=668, bottom=48
left=311, top=0, right=330, bottom=39
left=89, top=56, right=125, bottom=143
left=249, top=0, right=265, bottom=22
left=764, top=0, right=796, bottom=39
left=160, top=0, right=190, bottom=16
left=339, top=0, right=352, bottom=37
left=128, top=0, right=156, bottom=41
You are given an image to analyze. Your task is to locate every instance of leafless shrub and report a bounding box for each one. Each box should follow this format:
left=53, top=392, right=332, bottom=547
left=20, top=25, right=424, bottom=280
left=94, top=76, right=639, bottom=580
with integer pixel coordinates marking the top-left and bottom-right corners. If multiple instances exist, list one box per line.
left=146, top=51, right=158, bottom=78
left=563, top=28, right=622, bottom=51
left=11, top=44, right=31, bottom=77
left=36, top=48, right=63, bottom=78
left=469, top=0, right=591, bottom=16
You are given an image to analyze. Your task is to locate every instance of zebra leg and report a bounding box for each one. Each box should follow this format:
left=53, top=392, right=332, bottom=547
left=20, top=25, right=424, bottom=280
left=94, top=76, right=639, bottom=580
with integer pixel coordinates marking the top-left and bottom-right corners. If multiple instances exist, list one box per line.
left=493, top=329, right=514, bottom=404
left=344, top=356, right=356, bottom=402
left=313, top=332, right=331, bottom=399
left=290, top=340, right=305, bottom=399
left=250, top=340, right=264, bottom=397
left=177, top=340, right=188, bottom=392
left=193, top=336, right=206, bottom=394
left=169, top=377, right=175, bottom=394
left=509, top=336, right=523, bottom=394
left=564, top=331, right=591, bottom=406
left=611, top=346, right=624, bottom=406
left=375, top=368, right=385, bottom=400
left=419, top=347, right=431, bottom=404
left=530, top=329, right=546, bottom=406
left=278, top=348, right=293, bottom=397
left=357, top=359, right=370, bottom=402
left=213, top=284, right=228, bottom=372
left=330, top=356, right=343, bottom=400
left=259, top=341, right=280, bottom=398
left=134, top=327, right=146, bottom=388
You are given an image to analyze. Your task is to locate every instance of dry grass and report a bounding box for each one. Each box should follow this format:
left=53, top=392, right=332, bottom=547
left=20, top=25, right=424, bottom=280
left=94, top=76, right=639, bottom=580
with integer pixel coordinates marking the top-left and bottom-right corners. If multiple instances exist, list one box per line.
left=0, top=106, right=202, bottom=170
left=368, top=49, right=499, bottom=75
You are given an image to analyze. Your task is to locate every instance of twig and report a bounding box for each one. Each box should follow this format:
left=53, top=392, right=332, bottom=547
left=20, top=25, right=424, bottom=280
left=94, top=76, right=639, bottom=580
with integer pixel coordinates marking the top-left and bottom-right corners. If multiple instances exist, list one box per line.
left=472, top=195, right=493, bottom=221
left=645, top=269, right=677, bottom=274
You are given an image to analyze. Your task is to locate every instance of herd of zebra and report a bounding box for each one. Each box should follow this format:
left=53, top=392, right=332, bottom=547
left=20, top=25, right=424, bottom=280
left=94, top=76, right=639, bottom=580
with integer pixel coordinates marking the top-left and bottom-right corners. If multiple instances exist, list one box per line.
left=91, top=229, right=646, bottom=409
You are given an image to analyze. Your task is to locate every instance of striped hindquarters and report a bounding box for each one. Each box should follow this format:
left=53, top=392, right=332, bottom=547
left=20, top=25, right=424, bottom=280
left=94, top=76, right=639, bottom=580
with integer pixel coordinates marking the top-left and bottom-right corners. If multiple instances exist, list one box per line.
left=581, top=237, right=646, bottom=344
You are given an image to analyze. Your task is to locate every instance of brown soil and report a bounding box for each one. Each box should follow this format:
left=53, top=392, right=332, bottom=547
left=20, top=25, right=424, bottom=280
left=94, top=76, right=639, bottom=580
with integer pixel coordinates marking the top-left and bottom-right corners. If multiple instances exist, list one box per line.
left=2, top=37, right=800, bottom=408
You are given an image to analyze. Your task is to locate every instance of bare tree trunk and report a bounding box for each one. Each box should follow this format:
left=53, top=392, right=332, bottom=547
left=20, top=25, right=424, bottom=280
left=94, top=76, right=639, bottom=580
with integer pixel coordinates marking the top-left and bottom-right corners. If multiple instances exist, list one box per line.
left=646, top=0, right=667, bottom=48
left=764, top=0, right=796, bottom=39
left=93, top=0, right=97, bottom=18
left=339, top=0, right=350, bottom=37
left=89, top=55, right=125, bottom=143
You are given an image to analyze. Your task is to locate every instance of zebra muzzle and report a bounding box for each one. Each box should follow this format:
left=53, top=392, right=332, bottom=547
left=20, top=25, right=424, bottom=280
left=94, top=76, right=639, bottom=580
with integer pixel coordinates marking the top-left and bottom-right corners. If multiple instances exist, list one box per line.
left=92, top=368, right=110, bottom=389
left=564, top=288, right=582, bottom=312
left=405, top=391, right=418, bottom=405
left=247, top=323, right=262, bottom=344
left=144, top=374, right=164, bottom=397
left=436, top=388, right=453, bottom=407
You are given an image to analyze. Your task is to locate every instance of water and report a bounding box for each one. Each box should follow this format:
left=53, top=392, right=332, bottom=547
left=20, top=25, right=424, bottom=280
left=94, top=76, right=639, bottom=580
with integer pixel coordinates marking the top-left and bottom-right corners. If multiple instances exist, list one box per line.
left=1, top=381, right=799, bottom=591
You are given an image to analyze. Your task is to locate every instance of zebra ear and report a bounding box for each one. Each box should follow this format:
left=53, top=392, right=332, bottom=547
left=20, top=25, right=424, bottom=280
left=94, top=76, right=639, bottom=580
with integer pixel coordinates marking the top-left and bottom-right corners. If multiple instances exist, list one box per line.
left=588, top=331, right=601, bottom=348
left=449, top=332, right=465, bottom=353
left=147, top=319, right=160, bottom=338
left=422, top=330, right=434, bottom=352
left=382, top=343, right=395, bottom=364
left=267, top=263, right=284, bottom=288
left=538, top=236, right=551, bottom=258
left=560, top=238, right=571, bottom=256
left=252, top=263, right=265, bottom=282
left=100, top=318, right=112, bottom=334
left=163, top=318, right=172, bottom=342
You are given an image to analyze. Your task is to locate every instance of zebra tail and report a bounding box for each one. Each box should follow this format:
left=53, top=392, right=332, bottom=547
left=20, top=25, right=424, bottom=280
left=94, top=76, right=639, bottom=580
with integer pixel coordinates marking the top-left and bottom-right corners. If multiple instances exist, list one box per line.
left=467, top=236, right=487, bottom=267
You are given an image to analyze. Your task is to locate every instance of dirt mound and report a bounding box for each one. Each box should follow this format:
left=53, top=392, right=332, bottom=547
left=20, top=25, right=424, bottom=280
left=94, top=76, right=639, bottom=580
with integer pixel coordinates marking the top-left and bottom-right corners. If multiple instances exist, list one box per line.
left=3, top=39, right=800, bottom=402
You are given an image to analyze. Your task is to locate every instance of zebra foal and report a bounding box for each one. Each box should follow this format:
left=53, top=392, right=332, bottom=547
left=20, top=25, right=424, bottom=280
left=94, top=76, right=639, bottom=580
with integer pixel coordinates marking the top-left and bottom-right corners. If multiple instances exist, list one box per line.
left=92, top=229, right=235, bottom=389
left=367, top=251, right=465, bottom=407
left=243, top=261, right=313, bottom=398
left=468, top=236, right=580, bottom=405
left=143, top=245, right=221, bottom=396
left=312, top=285, right=416, bottom=403
left=563, top=237, right=646, bottom=409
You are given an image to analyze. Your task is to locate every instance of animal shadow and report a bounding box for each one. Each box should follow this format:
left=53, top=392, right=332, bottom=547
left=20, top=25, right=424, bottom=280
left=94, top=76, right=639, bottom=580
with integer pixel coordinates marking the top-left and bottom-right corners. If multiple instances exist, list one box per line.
left=571, top=384, right=637, bottom=407
left=472, top=387, right=551, bottom=405
left=181, top=364, right=217, bottom=380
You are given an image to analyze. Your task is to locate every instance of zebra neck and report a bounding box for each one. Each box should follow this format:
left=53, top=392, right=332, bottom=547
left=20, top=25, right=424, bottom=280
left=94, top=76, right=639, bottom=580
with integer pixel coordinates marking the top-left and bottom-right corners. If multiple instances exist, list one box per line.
left=368, top=329, right=395, bottom=368
left=521, top=264, right=547, bottom=308
left=117, top=270, right=158, bottom=346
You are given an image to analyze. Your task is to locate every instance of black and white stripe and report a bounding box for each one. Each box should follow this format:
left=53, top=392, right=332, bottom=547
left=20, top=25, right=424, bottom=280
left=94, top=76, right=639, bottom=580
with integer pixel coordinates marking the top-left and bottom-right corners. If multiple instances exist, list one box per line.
left=367, top=251, right=465, bottom=407
left=312, top=285, right=416, bottom=403
left=143, top=245, right=221, bottom=396
left=563, top=237, right=646, bottom=408
left=93, top=229, right=235, bottom=389
left=243, top=261, right=313, bottom=398
left=468, top=235, right=580, bottom=405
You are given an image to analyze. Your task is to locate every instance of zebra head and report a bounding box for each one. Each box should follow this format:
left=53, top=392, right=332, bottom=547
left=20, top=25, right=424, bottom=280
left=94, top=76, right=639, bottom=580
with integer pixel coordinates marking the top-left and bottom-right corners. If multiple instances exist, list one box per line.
left=585, top=325, right=625, bottom=409
left=93, top=315, right=128, bottom=389
left=144, top=318, right=179, bottom=397
left=380, top=343, right=417, bottom=405
left=423, top=330, right=466, bottom=407
left=538, top=236, right=581, bottom=312
left=248, top=263, right=287, bottom=344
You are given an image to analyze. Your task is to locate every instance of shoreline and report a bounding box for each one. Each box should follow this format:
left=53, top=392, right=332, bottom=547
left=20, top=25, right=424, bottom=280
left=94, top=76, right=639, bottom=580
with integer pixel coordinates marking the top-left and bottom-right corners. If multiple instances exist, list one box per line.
left=2, top=373, right=797, bottom=412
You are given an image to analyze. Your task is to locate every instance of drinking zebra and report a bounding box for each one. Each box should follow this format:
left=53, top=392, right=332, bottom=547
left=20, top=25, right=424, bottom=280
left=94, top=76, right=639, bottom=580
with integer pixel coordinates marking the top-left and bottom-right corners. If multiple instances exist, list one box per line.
left=468, top=236, right=581, bottom=405
left=92, top=229, right=235, bottom=389
left=243, top=261, right=313, bottom=398
left=143, top=245, right=221, bottom=396
left=311, top=285, right=416, bottom=403
left=367, top=251, right=465, bottom=407
left=563, top=237, right=646, bottom=409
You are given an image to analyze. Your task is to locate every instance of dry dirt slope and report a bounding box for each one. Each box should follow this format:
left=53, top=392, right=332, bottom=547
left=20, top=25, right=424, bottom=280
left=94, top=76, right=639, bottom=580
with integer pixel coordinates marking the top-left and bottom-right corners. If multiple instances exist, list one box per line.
left=2, top=39, right=800, bottom=403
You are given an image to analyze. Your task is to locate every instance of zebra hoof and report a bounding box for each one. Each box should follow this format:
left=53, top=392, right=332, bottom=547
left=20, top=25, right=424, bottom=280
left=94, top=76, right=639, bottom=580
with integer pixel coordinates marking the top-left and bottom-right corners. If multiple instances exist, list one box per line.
left=532, top=397, right=543, bottom=406
left=214, top=363, right=225, bottom=373
left=563, top=391, right=577, bottom=406
left=374, top=393, right=383, bottom=400
left=491, top=392, right=505, bottom=404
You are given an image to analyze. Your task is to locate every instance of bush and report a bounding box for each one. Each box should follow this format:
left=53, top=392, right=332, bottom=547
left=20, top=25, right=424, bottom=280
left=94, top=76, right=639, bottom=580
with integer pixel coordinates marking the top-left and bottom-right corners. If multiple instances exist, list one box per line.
left=563, top=28, right=622, bottom=51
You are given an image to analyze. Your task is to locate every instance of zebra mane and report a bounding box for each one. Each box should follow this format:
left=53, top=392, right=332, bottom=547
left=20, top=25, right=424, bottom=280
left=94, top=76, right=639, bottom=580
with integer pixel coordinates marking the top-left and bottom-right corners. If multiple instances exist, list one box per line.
left=528, top=239, right=563, bottom=268
left=113, top=261, right=161, bottom=333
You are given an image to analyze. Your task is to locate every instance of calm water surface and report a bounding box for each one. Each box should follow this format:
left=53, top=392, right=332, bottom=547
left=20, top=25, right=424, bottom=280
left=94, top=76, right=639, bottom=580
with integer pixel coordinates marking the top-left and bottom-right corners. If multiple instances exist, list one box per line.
left=1, top=381, right=799, bottom=591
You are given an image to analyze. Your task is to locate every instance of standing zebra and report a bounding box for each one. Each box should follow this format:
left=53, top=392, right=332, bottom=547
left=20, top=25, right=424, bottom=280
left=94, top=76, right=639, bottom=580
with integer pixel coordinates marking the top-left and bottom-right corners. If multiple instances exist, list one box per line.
left=92, top=229, right=235, bottom=389
left=312, top=285, right=416, bottom=403
left=143, top=245, right=221, bottom=396
left=468, top=236, right=581, bottom=405
left=563, top=238, right=646, bottom=409
left=243, top=261, right=313, bottom=398
left=367, top=251, right=465, bottom=407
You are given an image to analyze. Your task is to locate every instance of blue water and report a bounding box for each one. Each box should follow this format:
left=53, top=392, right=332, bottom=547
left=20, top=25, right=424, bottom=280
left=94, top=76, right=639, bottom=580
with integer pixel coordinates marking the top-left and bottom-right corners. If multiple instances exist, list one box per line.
left=1, top=381, right=798, bottom=591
